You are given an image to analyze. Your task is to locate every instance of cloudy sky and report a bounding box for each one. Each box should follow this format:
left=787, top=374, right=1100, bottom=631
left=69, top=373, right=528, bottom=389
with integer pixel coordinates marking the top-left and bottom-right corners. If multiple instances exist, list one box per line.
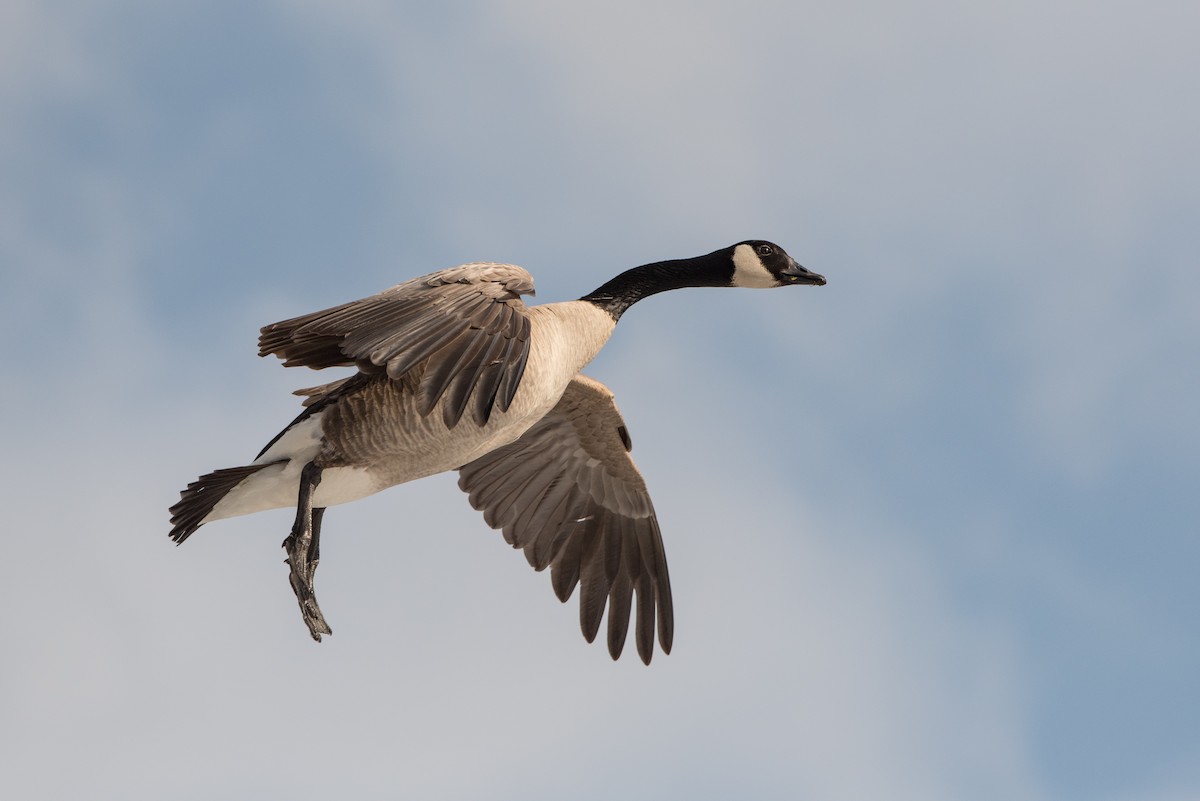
left=3, top=1, right=1197, bottom=799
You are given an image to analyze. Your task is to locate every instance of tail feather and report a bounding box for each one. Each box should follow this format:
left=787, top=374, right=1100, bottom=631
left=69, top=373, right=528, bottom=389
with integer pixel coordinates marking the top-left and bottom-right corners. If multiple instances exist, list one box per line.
left=169, top=464, right=274, bottom=544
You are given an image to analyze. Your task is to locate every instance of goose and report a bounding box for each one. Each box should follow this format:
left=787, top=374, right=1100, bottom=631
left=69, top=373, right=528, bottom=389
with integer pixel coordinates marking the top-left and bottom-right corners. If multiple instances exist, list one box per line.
left=169, top=241, right=825, bottom=664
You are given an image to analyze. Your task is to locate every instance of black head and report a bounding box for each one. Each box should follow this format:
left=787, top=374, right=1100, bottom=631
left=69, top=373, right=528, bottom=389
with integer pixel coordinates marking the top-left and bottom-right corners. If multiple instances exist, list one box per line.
left=729, top=240, right=826, bottom=288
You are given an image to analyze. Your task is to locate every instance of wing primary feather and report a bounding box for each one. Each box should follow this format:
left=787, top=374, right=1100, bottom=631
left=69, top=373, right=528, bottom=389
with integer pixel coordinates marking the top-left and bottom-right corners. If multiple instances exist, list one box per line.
left=633, top=571, right=656, bottom=664
left=602, top=513, right=623, bottom=583
left=644, top=519, right=674, bottom=654
left=606, top=568, right=634, bottom=661
left=577, top=518, right=609, bottom=643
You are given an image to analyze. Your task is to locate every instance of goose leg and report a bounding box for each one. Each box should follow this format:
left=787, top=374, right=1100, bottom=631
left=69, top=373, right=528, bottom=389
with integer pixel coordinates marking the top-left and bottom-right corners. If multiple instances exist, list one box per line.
left=282, top=461, right=332, bottom=641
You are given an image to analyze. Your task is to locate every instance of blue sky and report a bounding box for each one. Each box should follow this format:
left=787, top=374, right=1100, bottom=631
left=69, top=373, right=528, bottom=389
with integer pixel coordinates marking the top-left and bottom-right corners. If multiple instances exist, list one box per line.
left=3, top=1, right=1197, bottom=799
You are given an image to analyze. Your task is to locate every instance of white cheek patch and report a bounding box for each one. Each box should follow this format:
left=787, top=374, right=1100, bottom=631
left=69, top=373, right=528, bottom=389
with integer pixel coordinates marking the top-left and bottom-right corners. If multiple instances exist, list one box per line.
left=731, top=244, right=779, bottom=288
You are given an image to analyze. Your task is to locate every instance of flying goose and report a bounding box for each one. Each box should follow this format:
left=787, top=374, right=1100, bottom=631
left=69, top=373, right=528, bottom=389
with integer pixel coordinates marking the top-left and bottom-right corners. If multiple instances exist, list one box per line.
left=169, top=241, right=825, bottom=664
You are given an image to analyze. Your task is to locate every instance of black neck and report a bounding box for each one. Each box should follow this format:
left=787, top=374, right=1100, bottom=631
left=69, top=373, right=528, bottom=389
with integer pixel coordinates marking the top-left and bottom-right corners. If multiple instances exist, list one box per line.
left=579, top=248, right=732, bottom=320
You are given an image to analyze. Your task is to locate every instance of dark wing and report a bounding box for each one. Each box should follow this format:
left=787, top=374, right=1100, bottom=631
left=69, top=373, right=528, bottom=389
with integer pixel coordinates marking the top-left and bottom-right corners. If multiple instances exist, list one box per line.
left=258, top=263, right=535, bottom=427
left=457, top=375, right=673, bottom=665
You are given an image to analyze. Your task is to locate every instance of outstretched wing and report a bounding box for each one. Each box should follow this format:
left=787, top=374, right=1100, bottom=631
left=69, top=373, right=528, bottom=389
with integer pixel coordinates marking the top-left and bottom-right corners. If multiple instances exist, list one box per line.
left=457, top=375, right=674, bottom=665
left=258, top=263, right=535, bottom=427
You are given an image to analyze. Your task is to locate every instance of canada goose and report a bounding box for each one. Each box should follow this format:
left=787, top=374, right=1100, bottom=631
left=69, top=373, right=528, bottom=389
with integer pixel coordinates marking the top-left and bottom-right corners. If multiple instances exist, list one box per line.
left=170, top=241, right=825, bottom=663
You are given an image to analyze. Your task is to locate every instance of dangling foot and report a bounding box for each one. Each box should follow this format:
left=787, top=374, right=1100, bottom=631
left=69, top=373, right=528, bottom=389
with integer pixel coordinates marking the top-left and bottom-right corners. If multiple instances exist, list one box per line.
left=283, top=462, right=332, bottom=641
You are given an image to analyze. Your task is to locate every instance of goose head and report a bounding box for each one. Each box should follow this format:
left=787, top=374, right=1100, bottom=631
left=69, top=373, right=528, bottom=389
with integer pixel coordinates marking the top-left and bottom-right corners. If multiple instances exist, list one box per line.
left=730, top=240, right=826, bottom=288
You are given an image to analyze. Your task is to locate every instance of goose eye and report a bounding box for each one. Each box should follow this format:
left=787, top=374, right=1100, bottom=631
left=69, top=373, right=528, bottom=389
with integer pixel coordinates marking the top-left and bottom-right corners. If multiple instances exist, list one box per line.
left=757, top=244, right=773, bottom=256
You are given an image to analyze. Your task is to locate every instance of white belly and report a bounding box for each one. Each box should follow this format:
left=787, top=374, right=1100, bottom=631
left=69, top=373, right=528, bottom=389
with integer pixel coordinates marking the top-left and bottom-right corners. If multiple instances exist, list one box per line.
left=203, top=413, right=384, bottom=523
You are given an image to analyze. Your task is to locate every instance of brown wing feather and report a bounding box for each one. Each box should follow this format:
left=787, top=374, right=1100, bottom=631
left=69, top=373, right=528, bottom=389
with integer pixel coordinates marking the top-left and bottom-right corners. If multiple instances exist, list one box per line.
left=457, top=375, right=673, bottom=665
left=258, top=263, right=535, bottom=427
